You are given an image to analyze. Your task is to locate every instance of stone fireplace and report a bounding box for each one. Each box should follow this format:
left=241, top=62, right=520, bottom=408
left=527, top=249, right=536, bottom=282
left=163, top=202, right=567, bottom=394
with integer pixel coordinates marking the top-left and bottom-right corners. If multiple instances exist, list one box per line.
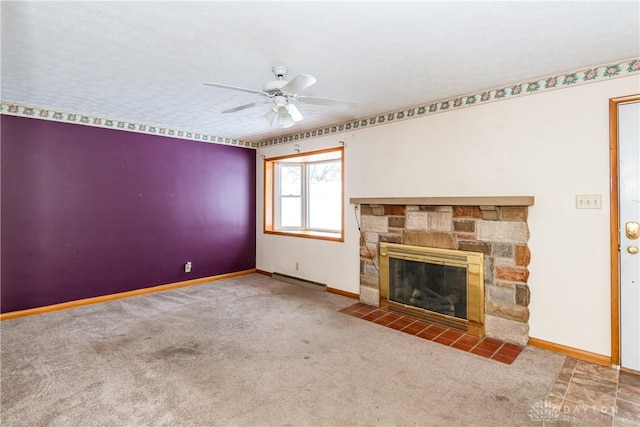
left=351, top=196, right=534, bottom=345
left=379, top=243, right=485, bottom=335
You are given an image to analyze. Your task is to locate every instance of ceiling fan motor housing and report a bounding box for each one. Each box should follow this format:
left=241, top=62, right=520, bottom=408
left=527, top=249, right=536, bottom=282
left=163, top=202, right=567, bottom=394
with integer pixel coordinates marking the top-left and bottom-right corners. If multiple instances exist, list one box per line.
left=263, top=80, right=288, bottom=94
left=272, top=65, right=289, bottom=79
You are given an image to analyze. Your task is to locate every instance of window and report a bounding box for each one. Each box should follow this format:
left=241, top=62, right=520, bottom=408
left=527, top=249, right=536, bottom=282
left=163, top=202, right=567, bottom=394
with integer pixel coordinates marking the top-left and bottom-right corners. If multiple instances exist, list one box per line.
left=264, top=147, right=343, bottom=241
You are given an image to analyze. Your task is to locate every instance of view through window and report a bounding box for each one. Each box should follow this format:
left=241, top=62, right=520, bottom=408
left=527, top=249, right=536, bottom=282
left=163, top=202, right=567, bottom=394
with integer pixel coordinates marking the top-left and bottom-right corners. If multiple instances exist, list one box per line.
left=264, top=147, right=343, bottom=241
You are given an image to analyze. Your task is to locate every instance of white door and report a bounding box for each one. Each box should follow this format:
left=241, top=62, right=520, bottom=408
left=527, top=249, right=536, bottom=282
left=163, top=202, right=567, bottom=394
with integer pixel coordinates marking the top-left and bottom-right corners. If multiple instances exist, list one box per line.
left=619, top=101, right=640, bottom=371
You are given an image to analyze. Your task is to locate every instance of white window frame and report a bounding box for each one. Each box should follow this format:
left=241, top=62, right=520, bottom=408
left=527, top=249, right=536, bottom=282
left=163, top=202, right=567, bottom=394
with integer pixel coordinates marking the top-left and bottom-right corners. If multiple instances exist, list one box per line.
left=264, top=147, right=344, bottom=242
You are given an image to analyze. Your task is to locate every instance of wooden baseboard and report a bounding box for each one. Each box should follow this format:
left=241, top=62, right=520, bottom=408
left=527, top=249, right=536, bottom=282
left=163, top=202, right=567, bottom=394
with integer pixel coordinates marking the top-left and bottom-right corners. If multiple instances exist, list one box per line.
left=326, top=287, right=359, bottom=299
left=0, top=268, right=257, bottom=321
left=255, top=269, right=272, bottom=276
left=528, top=337, right=612, bottom=367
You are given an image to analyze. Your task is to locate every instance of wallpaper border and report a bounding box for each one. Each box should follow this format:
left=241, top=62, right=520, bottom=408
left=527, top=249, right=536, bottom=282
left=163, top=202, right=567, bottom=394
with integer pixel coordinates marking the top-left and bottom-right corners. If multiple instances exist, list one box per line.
left=2, top=57, right=638, bottom=150
left=259, top=57, right=640, bottom=148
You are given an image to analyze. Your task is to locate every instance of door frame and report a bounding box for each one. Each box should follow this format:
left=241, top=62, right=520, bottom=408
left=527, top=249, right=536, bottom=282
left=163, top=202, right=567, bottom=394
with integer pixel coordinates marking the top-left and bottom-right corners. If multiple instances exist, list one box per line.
left=609, top=94, right=640, bottom=366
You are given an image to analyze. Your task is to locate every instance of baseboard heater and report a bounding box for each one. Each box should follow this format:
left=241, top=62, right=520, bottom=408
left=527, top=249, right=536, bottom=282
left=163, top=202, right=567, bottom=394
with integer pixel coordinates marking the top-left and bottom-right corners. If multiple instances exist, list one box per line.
left=271, top=272, right=326, bottom=292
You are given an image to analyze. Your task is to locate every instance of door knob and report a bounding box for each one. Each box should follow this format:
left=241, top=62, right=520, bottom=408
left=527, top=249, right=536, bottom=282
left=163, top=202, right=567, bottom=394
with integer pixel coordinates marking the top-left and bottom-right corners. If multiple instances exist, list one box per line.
left=628, top=246, right=639, bottom=254
left=626, top=221, right=639, bottom=240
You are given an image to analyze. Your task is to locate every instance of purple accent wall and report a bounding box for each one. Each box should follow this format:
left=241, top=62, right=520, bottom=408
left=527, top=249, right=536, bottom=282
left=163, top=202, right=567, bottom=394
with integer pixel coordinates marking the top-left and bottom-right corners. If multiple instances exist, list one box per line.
left=1, top=115, right=256, bottom=313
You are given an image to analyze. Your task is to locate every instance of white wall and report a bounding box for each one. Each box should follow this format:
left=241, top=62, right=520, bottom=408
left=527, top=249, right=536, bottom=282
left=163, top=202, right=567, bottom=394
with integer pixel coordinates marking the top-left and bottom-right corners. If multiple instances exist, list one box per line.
left=256, top=75, right=639, bottom=357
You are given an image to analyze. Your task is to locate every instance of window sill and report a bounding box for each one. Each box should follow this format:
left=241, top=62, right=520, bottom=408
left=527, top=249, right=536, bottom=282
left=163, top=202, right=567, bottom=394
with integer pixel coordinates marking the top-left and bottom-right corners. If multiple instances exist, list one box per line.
left=264, top=229, right=344, bottom=242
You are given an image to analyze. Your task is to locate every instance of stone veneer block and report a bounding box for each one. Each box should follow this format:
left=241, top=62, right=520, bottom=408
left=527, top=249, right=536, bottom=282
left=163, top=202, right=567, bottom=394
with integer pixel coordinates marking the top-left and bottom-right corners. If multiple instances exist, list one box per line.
left=384, top=205, right=406, bottom=216
left=499, top=207, right=528, bottom=221
left=477, top=221, right=529, bottom=244
left=364, top=232, right=379, bottom=244
left=360, top=246, right=376, bottom=259
left=388, top=216, right=406, bottom=228
left=453, top=220, right=475, bottom=232
left=379, top=233, right=402, bottom=243
left=457, top=241, right=491, bottom=255
left=515, top=284, right=530, bottom=306
left=479, top=206, right=499, bottom=221
left=364, top=263, right=379, bottom=279
left=403, top=231, right=455, bottom=249
left=455, top=233, right=476, bottom=241
left=360, top=275, right=379, bottom=288
left=361, top=215, right=388, bottom=233
left=495, top=266, right=529, bottom=283
left=484, top=314, right=529, bottom=346
left=368, top=205, right=385, bottom=216
left=492, top=242, right=514, bottom=258
left=515, top=245, right=531, bottom=267
left=360, top=205, right=374, bottom=215
left=405, top=211, right=453, bottom=232
left=493, top=256, right=516, bottom=266
left=359, top=285, right=380, bottom=307
left=484, top=257, right=494, bottom=285
left=453, top=206, right=483, bottom=218
left=486, top=283, right=515, bottom=305
left=486, top=300, right=530, bottom=322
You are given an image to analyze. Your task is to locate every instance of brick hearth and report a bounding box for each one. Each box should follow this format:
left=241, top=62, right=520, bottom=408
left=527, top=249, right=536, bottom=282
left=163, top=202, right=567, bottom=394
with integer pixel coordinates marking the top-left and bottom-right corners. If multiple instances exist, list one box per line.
left=357, top=202, right=532, bottom=345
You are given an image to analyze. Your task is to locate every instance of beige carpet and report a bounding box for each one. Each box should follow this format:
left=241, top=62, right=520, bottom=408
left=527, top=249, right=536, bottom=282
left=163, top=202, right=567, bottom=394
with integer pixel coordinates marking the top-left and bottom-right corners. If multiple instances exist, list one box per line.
left=1, top=273, right=565, bottom=426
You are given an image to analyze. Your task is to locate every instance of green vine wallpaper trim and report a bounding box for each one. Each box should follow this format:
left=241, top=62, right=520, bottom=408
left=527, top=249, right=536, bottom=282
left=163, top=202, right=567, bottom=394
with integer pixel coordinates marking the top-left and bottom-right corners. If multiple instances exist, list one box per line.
left=0, top=103, right=253, bottom=148
left=2, top=57, right=637, bottom=150
left=258, top=57, right=640, bottom=148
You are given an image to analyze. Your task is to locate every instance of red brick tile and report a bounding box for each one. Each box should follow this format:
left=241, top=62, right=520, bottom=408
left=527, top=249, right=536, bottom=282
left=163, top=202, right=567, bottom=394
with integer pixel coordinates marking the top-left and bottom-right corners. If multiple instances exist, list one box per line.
left=439, top=329, right=464, bottom=341
left=373, top=313, right=399, bottom=326
left=362, top=309, right=387, bottom=321
left=339, top=306, right=360, bottom=314
left=401, top=320, right=430, bottom=335
left=382, top=312, right=402, bottom=321
left=470, top=347, right=495, bottom=358
left=501, top=343, right=524, bottom=353
left=451, top=341, right=475, bottom=352
left=482, top=337, right=504, bottom=347
left=417, top=325, right=447, bottom=340
left=496, top=346, right=523, bottom=358
left=433, top=335, right=455, bottom=346
left=455, top=334, right=483, bottom=347
left=353, top=306, right=378, bottom=317
left=426, top=324, right=447, bottom=335
left=388, top=317, right=416, bottom=331
left=491, top=353, right=517, bottom=364
left=473, top=339, right=502, bottom=354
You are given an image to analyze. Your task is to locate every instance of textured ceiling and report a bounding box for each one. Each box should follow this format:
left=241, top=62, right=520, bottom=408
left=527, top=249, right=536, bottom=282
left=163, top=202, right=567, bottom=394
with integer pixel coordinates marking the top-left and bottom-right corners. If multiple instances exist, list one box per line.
left=2, top=1, right=639, bottom=143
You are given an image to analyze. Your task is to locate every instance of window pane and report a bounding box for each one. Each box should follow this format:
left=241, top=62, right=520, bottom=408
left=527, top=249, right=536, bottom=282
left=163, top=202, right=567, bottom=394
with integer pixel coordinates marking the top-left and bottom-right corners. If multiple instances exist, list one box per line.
left=281, top=196, right=302, bottom=227
left=308, top=161, right=341, bottom=230
left=280, top=164, right=301, bottom=196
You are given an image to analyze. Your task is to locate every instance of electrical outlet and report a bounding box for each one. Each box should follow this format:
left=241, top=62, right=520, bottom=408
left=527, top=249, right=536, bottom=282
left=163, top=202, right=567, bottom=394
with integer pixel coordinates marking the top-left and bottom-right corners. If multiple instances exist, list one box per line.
left=575, top=194, right=602, bottom=209
left=295, top=262, right=299, bottom=271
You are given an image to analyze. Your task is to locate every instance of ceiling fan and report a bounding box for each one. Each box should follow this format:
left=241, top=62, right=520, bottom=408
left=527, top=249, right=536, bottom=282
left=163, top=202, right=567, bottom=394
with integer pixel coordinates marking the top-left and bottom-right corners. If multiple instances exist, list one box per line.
left=204, top=65, right=356, bottom=128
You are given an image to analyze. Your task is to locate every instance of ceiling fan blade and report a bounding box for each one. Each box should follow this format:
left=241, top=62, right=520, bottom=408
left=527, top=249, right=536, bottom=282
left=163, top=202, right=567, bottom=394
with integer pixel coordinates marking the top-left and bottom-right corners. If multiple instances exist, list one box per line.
left=222, top=101, right=268, bottom=114
left=287, top=104, right=303, bottom=122
left=280, top=74, right=317, bottom=96
left=297, top=95, right=356, bottom=108
left=204, top=82, right=267, bottom=96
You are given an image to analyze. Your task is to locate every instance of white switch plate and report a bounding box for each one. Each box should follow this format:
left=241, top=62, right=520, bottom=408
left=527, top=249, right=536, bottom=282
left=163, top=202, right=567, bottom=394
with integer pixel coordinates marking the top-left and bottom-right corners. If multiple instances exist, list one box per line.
left=576, top=194, right=602, bottom=209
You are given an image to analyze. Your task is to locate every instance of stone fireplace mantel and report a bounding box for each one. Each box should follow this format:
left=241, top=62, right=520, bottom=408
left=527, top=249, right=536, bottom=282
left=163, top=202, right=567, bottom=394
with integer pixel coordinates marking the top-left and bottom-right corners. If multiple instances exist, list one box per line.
left=354, top=197, right=535, bottom=345
left=350, top=196, right=534, bottom=206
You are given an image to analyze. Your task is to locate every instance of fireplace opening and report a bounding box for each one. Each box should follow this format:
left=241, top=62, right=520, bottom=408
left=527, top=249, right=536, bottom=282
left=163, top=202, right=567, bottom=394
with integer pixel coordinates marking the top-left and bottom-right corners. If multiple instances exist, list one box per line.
left=379, top=243, right=485, bottom=336
left=389, top=258, right=467, bottom=319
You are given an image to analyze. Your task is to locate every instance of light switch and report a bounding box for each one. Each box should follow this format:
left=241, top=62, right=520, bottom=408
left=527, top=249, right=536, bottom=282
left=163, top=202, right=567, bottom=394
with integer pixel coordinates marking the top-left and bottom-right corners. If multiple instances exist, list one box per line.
left=576, top=194, right=602, bottom=209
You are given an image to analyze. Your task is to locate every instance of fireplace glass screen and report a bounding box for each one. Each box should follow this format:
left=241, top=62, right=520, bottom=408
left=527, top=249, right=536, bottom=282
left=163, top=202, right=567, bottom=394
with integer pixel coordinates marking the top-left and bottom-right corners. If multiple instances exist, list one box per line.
left=388, top=258, right=467, bottom=320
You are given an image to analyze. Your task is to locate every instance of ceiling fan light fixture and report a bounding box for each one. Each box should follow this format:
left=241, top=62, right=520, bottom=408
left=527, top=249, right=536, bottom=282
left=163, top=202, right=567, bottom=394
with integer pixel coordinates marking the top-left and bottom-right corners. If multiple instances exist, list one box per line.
left=263, top=104, right=295, bottom=128
left=277, top=109, right=295, bottom=128
left=205, top=64, right=356, bottom=130
left=263, top=108, right=277, bottom=126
